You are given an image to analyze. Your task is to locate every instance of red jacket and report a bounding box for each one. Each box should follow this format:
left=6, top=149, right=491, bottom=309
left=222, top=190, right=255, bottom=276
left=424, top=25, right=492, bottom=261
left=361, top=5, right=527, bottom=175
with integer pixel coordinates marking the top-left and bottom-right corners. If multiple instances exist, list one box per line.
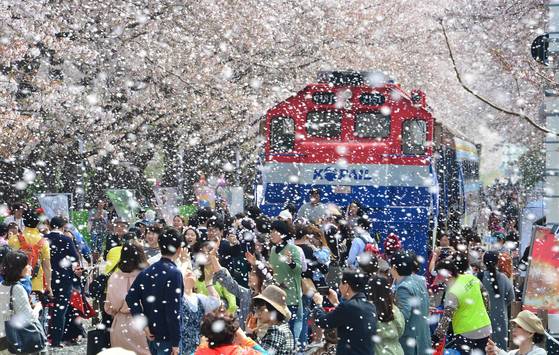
left=194, top=344, right=262, bottom=355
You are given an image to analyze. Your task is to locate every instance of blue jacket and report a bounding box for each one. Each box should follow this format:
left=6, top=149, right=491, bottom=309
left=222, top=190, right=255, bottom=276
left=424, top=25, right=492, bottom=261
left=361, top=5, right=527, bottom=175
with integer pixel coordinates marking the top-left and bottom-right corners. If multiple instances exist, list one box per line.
left=394, top=274, right=431, bottom=355
left=347, top=232, right=375, bottom=268
left=66, top=224, right=91, bottom=260
left=126, top=257, right=183, bottom=347
left=314, top=292, right=377, bottom=355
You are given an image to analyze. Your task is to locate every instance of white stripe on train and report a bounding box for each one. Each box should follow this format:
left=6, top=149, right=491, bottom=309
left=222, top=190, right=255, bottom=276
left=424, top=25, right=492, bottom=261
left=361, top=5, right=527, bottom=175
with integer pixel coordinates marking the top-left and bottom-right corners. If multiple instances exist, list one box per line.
left=260, top=162, right=435, bottom=188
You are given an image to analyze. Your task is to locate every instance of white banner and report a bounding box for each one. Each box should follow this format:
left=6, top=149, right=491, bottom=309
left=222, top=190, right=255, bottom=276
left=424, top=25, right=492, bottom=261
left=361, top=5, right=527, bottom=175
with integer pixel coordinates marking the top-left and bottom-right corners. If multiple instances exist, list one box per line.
left=220, top=187, right=244, bottom=216
left=37, top=193, right=70, bottom=219
left=106, top=189, right=139, bottom=222
left=154, top=187, right=180, bottom=225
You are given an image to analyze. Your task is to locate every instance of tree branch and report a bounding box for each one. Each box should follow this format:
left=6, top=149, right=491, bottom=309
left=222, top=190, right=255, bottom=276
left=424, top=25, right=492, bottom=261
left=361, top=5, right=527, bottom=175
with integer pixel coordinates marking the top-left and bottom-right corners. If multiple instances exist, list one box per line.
left=526, top=60, right=559, bottom=86
left=440, top=19, right=556, bottom=135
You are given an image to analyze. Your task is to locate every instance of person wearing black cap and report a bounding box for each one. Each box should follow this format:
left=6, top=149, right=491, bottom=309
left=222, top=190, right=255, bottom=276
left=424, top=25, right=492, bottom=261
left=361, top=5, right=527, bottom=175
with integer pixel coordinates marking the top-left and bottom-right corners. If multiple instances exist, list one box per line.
left=297, top=189, right=328, bottom=224
left=8, top=209, right=52, bottom=296
left=312, top=269, right=377, bottom=355
left=44, top=216, right=81, bottom=348
left=126, top=228, right=185, bottom=355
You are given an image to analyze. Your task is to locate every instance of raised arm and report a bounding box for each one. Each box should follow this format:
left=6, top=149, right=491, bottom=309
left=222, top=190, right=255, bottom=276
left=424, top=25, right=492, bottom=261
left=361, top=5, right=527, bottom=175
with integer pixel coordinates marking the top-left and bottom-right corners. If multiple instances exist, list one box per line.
left=210, top=249, right=251, bottom=302
left=433, top=292, right=458, bottom=344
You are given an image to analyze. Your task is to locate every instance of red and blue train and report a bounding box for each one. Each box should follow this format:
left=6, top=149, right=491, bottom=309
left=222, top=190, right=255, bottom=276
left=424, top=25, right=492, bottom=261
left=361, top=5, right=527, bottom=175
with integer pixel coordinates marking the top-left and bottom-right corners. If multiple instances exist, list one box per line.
left=255, top=71, right=481, bottom=261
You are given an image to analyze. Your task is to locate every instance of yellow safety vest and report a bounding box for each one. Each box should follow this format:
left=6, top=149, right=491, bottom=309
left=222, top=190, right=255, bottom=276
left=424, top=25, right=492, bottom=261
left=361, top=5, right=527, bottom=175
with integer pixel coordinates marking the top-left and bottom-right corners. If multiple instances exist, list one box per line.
left=449, top=274, right=491, bottom=334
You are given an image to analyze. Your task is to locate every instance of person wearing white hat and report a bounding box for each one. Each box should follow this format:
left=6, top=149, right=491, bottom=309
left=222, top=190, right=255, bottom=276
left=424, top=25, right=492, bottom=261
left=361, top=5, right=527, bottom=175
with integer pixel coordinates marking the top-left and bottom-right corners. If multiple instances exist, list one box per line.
left=278, top=209, right=293, bottom=221
left=486, top=310, right=547, bottom=355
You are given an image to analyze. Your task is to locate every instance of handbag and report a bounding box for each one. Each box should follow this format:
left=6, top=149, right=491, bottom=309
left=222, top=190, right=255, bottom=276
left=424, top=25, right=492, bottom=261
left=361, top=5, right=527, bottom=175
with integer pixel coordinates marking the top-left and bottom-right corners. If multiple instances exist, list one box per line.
left=88, top=263, right=118, bottom=300
left=70, top=289, right=97, bottom=319
left=86, top=327, right=111, bottom=355
left=0, top=336, right=8, bottom=351
left=4, top=285, right=47, bottom=354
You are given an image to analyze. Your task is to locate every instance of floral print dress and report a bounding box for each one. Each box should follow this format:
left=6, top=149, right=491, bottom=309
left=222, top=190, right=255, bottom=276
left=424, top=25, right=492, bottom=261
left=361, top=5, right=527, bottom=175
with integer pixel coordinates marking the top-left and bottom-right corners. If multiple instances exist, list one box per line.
left=179, top=293, right=221, bottom=355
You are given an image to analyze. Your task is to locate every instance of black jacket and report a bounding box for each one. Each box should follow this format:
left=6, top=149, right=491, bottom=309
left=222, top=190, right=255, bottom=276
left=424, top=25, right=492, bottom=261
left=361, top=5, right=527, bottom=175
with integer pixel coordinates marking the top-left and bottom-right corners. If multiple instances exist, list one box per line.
left=44, top=231, right=80, bottom=285
left=314, top=292, right=377, bottom=355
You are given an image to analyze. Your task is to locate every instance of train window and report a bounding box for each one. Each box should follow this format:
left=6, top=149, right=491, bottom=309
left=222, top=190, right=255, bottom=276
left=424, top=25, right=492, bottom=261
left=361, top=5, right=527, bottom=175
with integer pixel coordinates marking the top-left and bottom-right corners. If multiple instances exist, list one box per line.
left=306, top=111, right=342, bottom=138
left=354, top=111, right=391, bottom=138
left=270, top=117, right=295, bottom=152
left=402, top=119, right=427, bottom=155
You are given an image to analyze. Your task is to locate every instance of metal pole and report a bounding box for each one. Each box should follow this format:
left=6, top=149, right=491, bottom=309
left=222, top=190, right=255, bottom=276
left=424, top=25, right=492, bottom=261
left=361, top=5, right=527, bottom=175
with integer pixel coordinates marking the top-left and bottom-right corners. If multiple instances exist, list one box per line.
left=77, top=136, right=85, bottom=210
left=178, top=148, right=184, bottom=204
left=235, top=145, right=241, bottom=186
left=544, top=1, right=559, bottom=225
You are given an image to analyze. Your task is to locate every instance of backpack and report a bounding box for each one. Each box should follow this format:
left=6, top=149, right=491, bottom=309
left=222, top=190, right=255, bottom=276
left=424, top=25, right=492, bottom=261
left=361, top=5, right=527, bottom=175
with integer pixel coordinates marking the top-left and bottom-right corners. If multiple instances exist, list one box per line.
left=355, top=233, right=377, bottom=254
left=17, top=233, right=45, bottom=278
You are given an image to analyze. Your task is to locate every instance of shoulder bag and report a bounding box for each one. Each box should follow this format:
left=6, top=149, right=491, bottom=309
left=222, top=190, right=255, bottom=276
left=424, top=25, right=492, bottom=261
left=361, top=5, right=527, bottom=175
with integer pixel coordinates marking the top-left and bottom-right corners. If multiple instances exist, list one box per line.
left=4, top=285, right=47, bottom=354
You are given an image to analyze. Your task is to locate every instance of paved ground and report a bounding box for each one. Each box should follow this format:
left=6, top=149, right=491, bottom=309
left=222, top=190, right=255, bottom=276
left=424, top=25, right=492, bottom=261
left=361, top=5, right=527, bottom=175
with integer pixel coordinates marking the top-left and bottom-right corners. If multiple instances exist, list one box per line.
left=46, top=317, right=92, bottom=355
left=48, top=342, right=87, bottom=355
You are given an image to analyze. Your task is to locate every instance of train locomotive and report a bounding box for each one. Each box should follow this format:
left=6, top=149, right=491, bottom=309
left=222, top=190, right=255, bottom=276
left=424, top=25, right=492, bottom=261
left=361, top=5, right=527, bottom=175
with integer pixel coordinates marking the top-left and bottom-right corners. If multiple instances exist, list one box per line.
left=255, top=71, right=480, bottom=262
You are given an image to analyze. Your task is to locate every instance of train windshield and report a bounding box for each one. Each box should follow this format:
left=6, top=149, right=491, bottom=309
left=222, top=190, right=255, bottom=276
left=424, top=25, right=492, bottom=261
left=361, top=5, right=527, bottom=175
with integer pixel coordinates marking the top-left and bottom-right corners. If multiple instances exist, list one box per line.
left=402, top=119, right=427, bottom=155
left=306, top=111, right=342, bottom=138
left=354, top=111, right=391, bottom=138
left=270, top=116, right=295, bottom=152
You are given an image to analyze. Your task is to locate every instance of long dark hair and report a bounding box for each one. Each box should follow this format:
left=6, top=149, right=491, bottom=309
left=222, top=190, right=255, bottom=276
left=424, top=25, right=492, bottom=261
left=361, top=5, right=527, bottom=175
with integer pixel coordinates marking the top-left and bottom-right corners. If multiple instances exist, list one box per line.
left=482, top=251, right=500, bottom=296
left=367, top=276, right=395, bottom=322
left=118, top=241, right=147, bottom=273
left=348, top=200, right=365, bottom=217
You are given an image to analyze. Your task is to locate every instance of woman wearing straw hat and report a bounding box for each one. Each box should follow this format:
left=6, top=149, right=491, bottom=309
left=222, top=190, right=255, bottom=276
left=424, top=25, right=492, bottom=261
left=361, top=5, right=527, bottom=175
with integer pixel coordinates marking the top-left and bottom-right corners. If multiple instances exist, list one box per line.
left=253, top=285, right=296, bottom=355
left=486, top=310, right=547, bottom=355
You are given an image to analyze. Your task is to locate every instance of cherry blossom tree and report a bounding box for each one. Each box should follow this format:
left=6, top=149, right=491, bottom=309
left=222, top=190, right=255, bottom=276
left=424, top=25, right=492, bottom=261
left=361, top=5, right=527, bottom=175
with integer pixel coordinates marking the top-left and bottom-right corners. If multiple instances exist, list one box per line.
left=0, top=0, right=547, bottom=204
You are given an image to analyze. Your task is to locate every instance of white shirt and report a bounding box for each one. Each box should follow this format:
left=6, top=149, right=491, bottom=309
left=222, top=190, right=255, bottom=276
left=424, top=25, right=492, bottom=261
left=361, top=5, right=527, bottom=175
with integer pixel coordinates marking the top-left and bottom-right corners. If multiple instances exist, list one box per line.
left=0, top=283, right=37, bottom=337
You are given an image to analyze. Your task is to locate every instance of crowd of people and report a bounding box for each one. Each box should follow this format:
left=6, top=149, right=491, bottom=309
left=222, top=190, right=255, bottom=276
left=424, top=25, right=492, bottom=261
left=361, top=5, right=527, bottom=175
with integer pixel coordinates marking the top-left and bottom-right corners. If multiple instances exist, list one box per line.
left=0, top=186, right=553, bottom=355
